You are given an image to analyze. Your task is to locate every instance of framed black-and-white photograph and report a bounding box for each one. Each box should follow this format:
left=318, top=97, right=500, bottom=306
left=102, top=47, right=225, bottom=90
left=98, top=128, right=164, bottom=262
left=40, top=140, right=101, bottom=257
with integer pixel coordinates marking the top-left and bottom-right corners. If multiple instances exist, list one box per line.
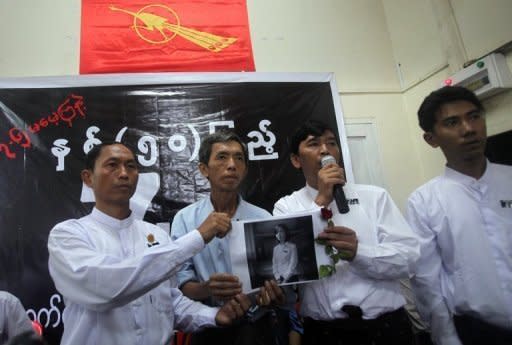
left=230, top=211, right=330, bottom=292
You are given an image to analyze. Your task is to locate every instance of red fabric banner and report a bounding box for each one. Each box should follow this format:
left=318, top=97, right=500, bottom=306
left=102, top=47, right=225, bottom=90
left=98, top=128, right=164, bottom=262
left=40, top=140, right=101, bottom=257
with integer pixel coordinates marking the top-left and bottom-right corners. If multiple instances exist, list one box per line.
left=80, top=0, right=255, bottom=73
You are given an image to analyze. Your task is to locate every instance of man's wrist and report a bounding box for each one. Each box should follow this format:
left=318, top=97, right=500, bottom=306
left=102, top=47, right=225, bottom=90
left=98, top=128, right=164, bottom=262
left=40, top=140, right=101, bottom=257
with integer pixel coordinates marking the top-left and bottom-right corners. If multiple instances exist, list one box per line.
left=201, top=280, right=212, bottom=298
left=315, top=194, right=332, bottom=207
left=197, top=226, right=215, bottom=243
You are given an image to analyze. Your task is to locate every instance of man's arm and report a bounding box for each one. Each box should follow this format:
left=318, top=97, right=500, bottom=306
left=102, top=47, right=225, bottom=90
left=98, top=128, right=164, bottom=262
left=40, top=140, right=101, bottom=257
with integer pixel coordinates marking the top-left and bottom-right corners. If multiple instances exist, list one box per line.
left=1, top=292, right=34, bottom=339
left=172, top=288, right=251, bottom=332
left=407, top=196, right=462, bottom=345
left=170, top=210, right=203, bottom=292
left=345, top=188, right=420, bottom=280
left=171, top=210, right=242, bottom=302
left=48, top=220, right=205, bottom=312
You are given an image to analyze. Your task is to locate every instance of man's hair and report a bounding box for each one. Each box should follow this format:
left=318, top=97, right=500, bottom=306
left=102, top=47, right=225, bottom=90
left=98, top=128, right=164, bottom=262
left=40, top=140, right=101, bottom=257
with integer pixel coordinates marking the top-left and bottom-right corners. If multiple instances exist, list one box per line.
left=198, top=130, right=248, bottom=165
left=84, top=141, right=136, bottom=170
left=289, top=120, right=336, bottom=155
left=417, top=86, right=484, bottom=132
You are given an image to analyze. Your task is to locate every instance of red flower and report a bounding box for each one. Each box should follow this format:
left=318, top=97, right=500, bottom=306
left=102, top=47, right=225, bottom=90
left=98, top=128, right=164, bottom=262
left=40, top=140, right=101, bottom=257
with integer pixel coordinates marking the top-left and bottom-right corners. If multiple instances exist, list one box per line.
left=321, top=207, right=333, bottom=220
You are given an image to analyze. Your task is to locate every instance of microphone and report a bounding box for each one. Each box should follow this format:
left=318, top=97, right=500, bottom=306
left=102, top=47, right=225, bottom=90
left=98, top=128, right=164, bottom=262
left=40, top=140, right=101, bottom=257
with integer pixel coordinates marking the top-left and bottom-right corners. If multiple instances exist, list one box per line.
left=320, top=155, right=349, bottom=214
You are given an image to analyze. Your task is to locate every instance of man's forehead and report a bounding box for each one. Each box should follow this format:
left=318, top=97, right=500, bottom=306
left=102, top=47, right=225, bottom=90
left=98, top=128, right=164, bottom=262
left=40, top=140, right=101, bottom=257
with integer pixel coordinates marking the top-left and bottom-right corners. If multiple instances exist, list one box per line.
left=211, top=141, right=244, bottom=153
left=99, top=144, right=135, bottom=160
left=436, top=100, right=479, bottom=119
left=303, top=130, right=336, bottom=141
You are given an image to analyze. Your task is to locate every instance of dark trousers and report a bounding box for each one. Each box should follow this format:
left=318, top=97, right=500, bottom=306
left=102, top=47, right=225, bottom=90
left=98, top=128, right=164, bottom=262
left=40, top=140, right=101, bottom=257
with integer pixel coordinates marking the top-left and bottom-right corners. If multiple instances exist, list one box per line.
left=454, top=314, right=512, bottom=345
left=303, top=307, right=414, bottom=345
left=191, top=312, right=282, bottom=345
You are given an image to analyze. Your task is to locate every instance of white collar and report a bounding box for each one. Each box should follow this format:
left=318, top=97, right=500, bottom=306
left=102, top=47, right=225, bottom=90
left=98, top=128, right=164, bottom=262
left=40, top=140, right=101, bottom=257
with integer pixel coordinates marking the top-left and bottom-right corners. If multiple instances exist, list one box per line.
left=91, top=207, right=134, bottom=229
left=444, top=159, right=491, bottom=186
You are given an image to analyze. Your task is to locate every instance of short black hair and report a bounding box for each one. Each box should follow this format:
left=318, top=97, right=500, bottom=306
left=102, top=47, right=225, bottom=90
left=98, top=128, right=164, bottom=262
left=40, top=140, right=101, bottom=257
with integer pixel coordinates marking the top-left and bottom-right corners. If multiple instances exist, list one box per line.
left=289, top=120, right=336, bottom=155
left=84, top=141, right=136, bottom=170
left=417, top=86, right=484, bottom=132
left=198, top=130, right=248, bottom=165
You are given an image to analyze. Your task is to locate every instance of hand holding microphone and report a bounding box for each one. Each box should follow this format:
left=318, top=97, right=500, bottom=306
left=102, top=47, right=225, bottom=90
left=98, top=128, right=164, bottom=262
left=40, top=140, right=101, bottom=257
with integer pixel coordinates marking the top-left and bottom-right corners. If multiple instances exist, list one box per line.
left=320, top=155, right=349, bottom=214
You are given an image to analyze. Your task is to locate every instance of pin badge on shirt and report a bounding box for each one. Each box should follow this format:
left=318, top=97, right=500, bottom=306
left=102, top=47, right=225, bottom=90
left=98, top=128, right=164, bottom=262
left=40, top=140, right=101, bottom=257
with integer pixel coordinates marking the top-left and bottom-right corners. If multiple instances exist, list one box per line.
left=146, top=233, right=160, bottom=247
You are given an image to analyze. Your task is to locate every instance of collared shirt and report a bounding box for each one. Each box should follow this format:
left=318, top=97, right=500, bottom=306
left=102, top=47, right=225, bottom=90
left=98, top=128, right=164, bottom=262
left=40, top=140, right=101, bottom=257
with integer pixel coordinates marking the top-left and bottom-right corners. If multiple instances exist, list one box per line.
left=48, top=207, right=218, bottom=345
left=0, top=291, right=34, bottom=343
left=170, top=196, right=271, bottom=303
left=272, top=242, right=298, bottom=282
left=273, top=183, right=419, bottom=320
left=407, top=162, right=512, bottom=345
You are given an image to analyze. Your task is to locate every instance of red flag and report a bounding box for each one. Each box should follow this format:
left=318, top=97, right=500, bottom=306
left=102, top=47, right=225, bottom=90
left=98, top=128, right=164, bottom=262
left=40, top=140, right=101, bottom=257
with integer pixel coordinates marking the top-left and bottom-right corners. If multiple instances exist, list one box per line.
left=80, top=0, right=255, bottom=73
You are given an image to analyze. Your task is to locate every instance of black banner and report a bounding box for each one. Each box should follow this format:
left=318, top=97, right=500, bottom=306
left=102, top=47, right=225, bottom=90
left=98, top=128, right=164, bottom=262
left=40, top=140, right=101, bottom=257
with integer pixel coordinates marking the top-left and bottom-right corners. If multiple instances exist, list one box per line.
left=0, top=73, right=350, bottom=343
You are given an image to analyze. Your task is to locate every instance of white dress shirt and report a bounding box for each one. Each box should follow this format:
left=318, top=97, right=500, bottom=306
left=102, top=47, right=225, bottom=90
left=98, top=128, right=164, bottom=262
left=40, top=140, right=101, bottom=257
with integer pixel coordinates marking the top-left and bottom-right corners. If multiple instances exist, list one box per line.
left=273, top=183, right=419, bottom=320
left=407, top=162, right=512, bottom=345
left=272, top=242, right=298, bottom=282
left=48, top=207, right=219, bottom=345
left=0, top=291, right=34, bottom=343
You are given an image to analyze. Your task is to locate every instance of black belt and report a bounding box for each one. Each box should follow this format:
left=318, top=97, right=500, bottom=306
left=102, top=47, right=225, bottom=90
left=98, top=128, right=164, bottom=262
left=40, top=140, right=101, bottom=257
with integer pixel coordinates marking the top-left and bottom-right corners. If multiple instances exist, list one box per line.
left=304, top=307, right=408, bottom=331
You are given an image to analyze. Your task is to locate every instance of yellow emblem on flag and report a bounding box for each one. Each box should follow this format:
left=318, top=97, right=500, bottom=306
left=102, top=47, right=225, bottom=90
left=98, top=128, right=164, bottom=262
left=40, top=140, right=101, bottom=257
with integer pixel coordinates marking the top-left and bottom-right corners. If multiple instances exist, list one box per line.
left=110, top=4, right=237, bottom=52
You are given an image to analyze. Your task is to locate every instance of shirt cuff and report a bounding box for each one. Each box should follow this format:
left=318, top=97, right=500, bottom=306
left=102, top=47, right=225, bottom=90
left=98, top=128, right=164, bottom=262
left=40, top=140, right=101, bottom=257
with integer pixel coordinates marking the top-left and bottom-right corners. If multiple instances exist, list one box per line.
left=203, top=306, right=220, bottom=327
left=349, top=243, right=374, bottom=270
left=173, top=229, right=205, bottom=257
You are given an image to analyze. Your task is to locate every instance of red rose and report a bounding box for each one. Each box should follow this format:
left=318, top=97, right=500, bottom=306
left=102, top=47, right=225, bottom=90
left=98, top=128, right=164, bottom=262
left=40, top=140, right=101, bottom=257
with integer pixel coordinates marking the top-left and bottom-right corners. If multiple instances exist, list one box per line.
left=321, top=207, right=333, bottom=220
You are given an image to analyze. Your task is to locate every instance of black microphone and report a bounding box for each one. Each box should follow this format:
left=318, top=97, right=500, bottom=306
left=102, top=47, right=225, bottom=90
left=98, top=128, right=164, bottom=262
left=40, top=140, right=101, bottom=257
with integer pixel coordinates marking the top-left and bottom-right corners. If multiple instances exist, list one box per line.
left=320, top=155, right=349, bottom=214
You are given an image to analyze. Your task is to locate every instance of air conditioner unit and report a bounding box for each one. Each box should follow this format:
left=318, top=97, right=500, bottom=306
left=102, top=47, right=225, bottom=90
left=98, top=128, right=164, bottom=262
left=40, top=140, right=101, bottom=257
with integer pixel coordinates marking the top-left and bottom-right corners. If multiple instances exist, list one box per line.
left=442, top=53, right=512, bottom=99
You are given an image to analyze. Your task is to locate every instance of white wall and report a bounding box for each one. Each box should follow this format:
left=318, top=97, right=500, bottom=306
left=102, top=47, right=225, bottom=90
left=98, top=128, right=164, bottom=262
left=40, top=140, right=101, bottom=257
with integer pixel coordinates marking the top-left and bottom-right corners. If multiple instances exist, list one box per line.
left=450, top=0, right=512, bottom=59
left=248, top=0, right=400, bottom=91
left=0, top=0, right=511, bottom=210
left=0, top=1, right=80, bottom=76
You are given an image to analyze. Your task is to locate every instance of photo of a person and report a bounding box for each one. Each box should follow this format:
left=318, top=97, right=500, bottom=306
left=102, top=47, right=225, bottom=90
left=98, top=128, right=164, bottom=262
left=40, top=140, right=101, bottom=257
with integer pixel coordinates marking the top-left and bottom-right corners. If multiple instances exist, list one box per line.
left=272, top=224, right=298, bottom=283
left=233, top=215, right=320, bottom=290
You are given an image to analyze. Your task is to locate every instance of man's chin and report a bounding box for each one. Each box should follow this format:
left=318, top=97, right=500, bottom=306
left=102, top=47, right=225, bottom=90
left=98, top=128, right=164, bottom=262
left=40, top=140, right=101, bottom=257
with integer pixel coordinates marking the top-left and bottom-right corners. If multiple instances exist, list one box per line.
left=218, top=183, right=242, bottom=192
left=462, top=150, right=485, bottom=162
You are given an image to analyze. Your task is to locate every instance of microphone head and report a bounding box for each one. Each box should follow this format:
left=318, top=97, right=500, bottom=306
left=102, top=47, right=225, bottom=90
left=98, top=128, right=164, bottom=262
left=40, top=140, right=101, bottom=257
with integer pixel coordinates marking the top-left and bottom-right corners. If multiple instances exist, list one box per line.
left=320, top=155, right=337, bottom=168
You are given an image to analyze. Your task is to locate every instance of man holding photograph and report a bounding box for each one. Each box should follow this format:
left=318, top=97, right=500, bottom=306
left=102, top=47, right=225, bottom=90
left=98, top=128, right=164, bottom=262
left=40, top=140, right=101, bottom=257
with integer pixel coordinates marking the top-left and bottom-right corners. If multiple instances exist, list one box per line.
left=273, top=120, right=419, bottom=345
left=171, top=131, right=291, bottom=345
left=48, top=142, right=249, bottom=345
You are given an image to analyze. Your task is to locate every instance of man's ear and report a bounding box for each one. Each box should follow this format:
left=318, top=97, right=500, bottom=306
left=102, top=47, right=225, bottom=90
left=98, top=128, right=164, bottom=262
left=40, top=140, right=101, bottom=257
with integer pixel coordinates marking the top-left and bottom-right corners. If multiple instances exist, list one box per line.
left=81, top=169, right=93, bottom=187
left=198, top=162, right=209, bottom=179
left=423, top=132, right=439, bottom=148
left=290, top=154, right=301, bottom=169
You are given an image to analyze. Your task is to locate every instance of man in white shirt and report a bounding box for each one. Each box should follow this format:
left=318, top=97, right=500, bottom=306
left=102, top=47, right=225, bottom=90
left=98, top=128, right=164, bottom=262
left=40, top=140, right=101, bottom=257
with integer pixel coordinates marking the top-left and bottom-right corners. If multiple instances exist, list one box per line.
left=0, top=291, right=34, bottom=344
left=407, top=86, right=512, bottom=345
left=48, top=142, right=250, bottom=345
left=273, top=120, right=419, bottom=345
